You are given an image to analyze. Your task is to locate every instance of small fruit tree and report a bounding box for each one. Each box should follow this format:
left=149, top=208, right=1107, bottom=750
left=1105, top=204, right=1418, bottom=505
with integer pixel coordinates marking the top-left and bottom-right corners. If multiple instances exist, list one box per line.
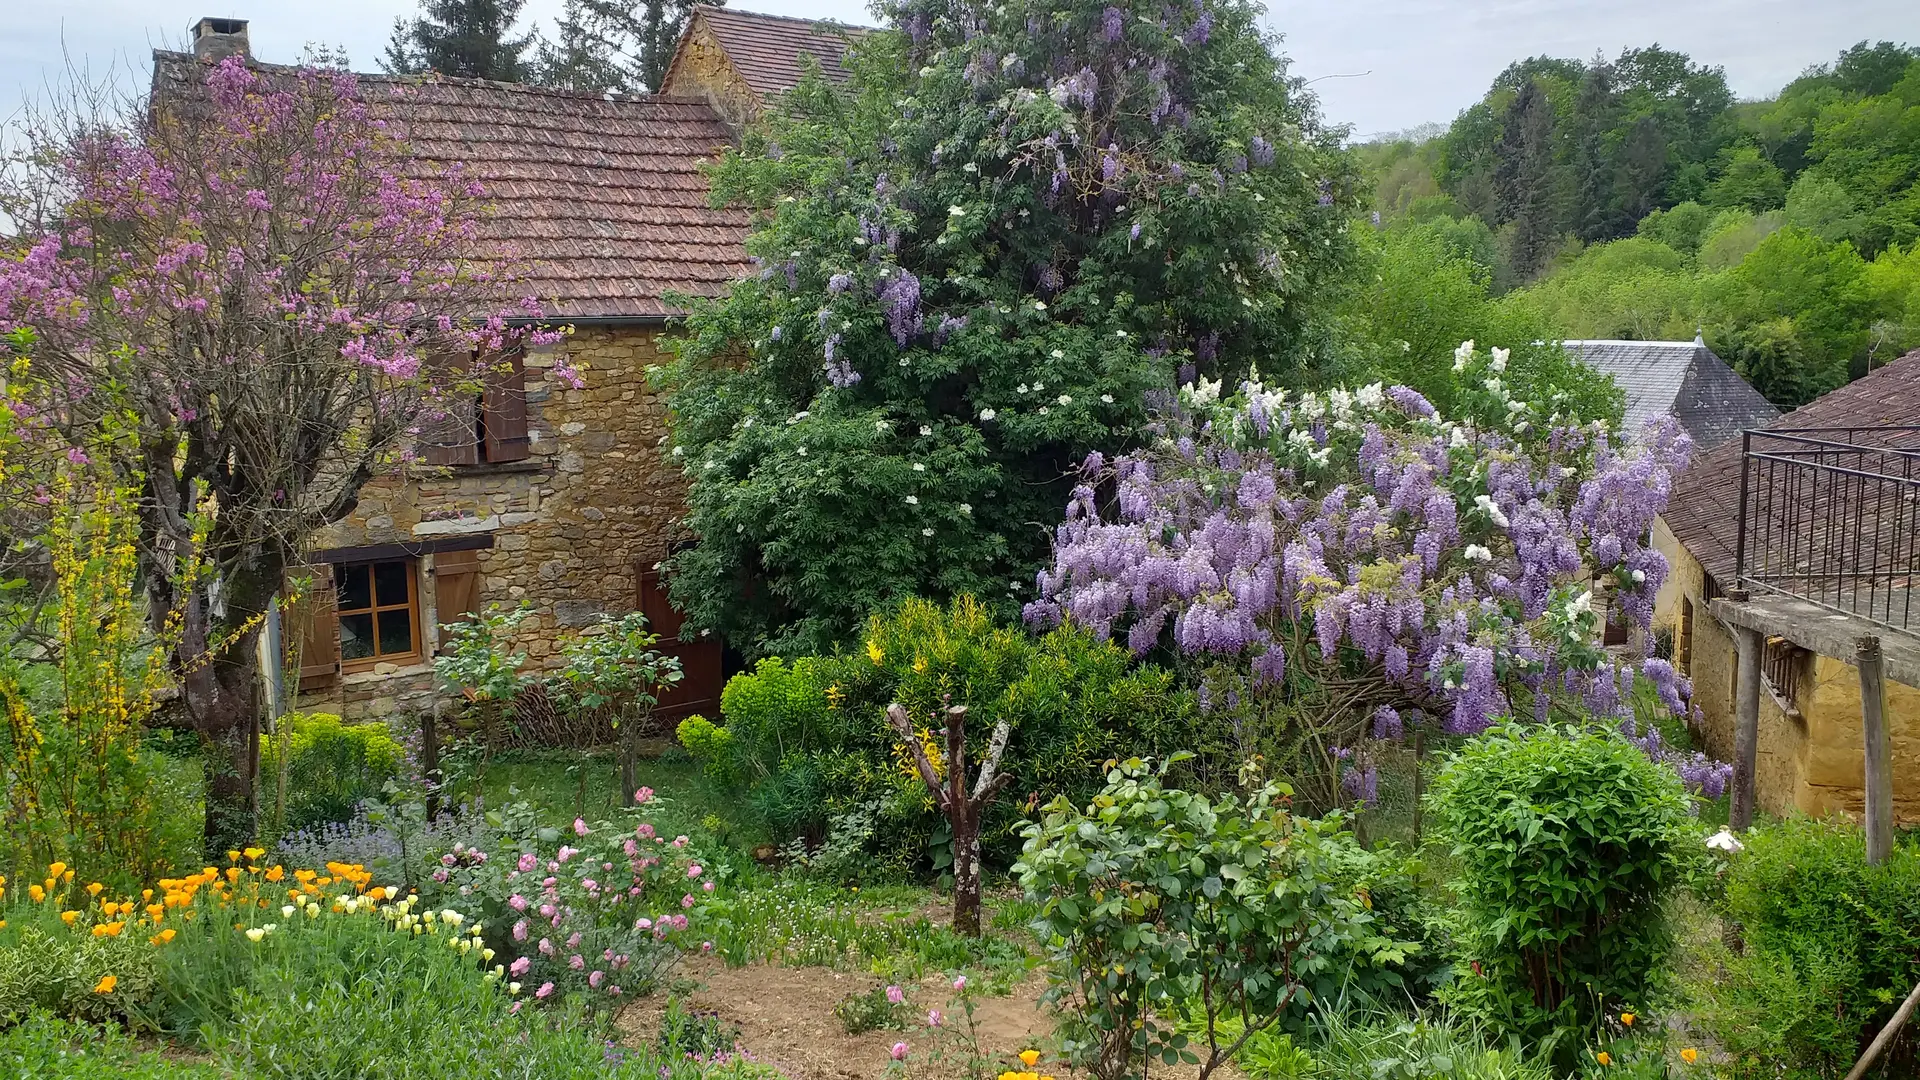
left=1015, top=757, right=1393, bottom=1080
left=553, top=613, right=683, bottom=801
left=885, top=701, right=1013, bottom=937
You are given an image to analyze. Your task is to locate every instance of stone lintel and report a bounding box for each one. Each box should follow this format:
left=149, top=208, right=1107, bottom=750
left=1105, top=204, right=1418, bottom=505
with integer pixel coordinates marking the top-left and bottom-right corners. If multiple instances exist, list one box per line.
left=1710, top=595, right=1920, bottom=690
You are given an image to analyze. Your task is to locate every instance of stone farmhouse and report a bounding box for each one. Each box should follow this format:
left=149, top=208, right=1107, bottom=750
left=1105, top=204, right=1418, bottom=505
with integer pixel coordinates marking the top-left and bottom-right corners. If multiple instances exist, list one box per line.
left=1655, top=348, right=1920, bottom=824
left=155, top=10, right=866, bottom=723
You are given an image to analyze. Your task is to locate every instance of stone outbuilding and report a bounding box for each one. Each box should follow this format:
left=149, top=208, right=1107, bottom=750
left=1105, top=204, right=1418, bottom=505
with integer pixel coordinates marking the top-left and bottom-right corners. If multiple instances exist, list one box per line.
left=1655, top=348, right=1920, bottom=824
left=154, top=9, right=867, bottom=723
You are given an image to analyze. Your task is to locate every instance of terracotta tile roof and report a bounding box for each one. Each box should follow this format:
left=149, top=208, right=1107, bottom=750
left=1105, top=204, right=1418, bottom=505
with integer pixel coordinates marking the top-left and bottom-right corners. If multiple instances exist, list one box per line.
left=1564, top=339, right=1779, bottom=451
left=685, top=6, right=871, bottom=101
left=152, top=51, right=751, bottom=320
left=1663, top=348, right=1920, bottom=585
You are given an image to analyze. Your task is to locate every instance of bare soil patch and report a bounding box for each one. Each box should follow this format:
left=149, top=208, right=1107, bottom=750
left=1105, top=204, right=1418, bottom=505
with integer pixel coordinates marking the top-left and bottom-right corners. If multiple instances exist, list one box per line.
left=619, top=958, right=1230, bottom=1079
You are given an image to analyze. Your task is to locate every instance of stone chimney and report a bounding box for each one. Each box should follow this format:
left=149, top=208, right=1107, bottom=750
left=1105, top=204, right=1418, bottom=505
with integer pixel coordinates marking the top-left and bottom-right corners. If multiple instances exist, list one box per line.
left=192, top=17, right=251, bottom=62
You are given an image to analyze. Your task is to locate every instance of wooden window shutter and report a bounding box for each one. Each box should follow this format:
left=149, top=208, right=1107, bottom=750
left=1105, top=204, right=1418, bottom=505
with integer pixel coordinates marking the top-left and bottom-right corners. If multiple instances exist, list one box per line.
left=482, top=350, right=531, bottom=462
left=421, top=353, right=480, bottom=466
left=432, top=550, right=483, bottom=653
left=291, top=567, right=340, bottom=691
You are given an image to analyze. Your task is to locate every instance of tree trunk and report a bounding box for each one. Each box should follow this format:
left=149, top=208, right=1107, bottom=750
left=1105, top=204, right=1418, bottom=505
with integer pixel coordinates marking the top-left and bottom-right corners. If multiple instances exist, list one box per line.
left=184, top=634, right=264, bottom=859
left=618, top=708, right=642, bottom=807
left=953, top=814, right=983, bottom=937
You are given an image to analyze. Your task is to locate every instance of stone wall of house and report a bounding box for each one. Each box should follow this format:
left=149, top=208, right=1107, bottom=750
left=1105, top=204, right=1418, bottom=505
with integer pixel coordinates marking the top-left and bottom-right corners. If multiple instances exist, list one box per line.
left=298, top=326, right=688, bottom=720
left=1667, top=530, right=1920, bottom=824
left=659, top=22, right=760, bottom=132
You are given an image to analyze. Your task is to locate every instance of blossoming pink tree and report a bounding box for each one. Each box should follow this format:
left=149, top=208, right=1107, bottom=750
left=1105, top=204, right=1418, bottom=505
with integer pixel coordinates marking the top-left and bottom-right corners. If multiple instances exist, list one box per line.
left=1025, top=342, right=1731, bottom=804
left=0, top=57, right=561, bottom=853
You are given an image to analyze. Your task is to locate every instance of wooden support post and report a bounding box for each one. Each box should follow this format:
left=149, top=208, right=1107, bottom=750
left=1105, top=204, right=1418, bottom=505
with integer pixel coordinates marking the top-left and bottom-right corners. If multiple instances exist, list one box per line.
left=422, top=707, right=442, bottom=823
left=1731, top=624, right=1763, bottom=831
left=1843, top=977, right=1920, bottom=1080
left=1858, top=635, right=1894, bottom=866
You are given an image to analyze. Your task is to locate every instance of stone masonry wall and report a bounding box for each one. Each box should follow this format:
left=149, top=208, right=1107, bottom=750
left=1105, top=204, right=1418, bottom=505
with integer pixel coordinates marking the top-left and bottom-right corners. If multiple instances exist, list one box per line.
left=300, top=326, right=687, bottom=720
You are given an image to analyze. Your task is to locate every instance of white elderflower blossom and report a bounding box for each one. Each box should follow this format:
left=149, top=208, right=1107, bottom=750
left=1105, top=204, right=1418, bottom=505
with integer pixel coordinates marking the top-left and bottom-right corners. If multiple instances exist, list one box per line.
left=1100, top=394, right=1114, bottom=404
left=919, top=425, right=932, bottom=436
left=912, top=462, right=926, bottom=471
left=905, top=495, right=919, bottom=505
left=922, top=527, right=935, bottom=536
left=1058, top=394, right=1072, bottom=405
left=1051, top=349, right=1064, bottom=359
left=979, top=408, right=997, bottom=421
left=1017, top=383, right=1030, bottom=394
left=948, top=205, right=966, bottom=216
left=1474, top=494, right=1510, bottom=528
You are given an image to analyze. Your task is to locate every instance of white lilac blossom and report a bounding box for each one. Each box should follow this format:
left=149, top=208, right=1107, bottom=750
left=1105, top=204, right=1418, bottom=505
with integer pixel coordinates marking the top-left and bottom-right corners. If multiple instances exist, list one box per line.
left=1024, top=374, right=1725, bottom=793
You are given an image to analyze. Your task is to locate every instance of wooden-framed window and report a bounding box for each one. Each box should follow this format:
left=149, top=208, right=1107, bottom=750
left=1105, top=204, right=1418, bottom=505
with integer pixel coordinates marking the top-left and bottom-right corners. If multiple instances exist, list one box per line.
left=334, top=559, right=421, bottom=670
left=421, top=351, right=531, bottom=466
left=1677, top=597, right=1694, bottom=675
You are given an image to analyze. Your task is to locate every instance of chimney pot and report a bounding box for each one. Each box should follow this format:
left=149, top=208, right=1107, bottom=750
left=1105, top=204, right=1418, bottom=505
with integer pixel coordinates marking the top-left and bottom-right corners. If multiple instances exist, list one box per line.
left=192, top=17, right=251, bottom=62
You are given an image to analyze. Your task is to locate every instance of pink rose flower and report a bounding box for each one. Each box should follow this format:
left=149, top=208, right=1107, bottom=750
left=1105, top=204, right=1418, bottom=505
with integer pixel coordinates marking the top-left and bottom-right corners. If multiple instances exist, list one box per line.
left=589, top=970, right=604, bottom=988
left=928, top=1009, right=943, bottom=1028
left=508, top=894, right=528, bottom=912
left=509, top=956, right=531, bottom=977
left=886, top=985, right=904, bottom=1004
left=952, top=975, right=967, bottom=991
left=535, top=982, right=554, bottom=999
left=687, top=863, right=703, bottom=879
left=633, top=786, right=654, bottom=804
left=568, top=954, right=585, bottom=970
left=512, top=919, right=529, bottom=942
left=573, top=818, right=590, bottom=837
left=517, top=852, right=538, bottom=873
left=890, top=1042, right=909, bottom=1061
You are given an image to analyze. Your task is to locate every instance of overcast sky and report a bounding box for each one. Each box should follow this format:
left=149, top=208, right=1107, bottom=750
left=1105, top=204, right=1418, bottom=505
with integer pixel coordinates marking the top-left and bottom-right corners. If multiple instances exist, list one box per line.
left=0, top=0, right=1913, bottom=139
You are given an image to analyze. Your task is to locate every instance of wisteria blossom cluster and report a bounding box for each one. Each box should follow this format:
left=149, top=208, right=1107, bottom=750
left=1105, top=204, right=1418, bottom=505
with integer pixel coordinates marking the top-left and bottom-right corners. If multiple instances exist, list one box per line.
left=430, top=789, right=712, bottom=1010
left=1025, top=342, right=1730, bottom=796
left=658, top=0, right=1362, bottom=653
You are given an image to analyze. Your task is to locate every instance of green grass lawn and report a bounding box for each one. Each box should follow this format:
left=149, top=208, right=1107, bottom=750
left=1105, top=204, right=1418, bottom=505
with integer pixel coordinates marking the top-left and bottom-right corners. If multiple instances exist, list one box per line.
left=461, top=744, right=770, bottom=851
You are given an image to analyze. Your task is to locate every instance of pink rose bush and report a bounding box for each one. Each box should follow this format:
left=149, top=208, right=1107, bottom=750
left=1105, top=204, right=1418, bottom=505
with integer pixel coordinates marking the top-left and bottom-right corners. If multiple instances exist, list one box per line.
left=422, top=797, right=713, bottom=1011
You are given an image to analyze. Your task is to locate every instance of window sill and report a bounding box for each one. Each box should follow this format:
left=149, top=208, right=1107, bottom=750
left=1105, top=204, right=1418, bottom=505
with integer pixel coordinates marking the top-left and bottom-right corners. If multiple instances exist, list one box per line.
left=341, top=661, right=433, bottom=683
left=455, top=460, right=548, bottom=476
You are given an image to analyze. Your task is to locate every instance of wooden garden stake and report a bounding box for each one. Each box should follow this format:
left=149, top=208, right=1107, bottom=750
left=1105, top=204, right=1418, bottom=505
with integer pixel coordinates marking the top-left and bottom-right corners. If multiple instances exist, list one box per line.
left=886, top=702, right=1013, bottom=937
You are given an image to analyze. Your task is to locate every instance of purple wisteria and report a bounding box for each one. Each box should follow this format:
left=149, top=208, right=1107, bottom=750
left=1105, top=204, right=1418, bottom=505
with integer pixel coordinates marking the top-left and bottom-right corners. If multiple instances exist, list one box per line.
left=1024, top=343, right=1729, bottom=795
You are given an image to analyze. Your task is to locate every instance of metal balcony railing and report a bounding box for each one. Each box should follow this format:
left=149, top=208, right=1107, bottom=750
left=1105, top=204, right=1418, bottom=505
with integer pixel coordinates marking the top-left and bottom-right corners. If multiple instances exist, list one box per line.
left=1735, top=427, right=1920, bottom=638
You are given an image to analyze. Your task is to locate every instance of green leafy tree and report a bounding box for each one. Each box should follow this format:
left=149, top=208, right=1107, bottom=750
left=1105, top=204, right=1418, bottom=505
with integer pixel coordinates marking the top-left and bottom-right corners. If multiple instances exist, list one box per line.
left=1706, top=145, right=1787, bottom=211
left=431, top=602, right=536, bottom=749
left=535, top=0, right=716, bottom=92
left=1015, top=757, right=1403, bottom=1080
left=552, top=613, right=683, bottom=800
left=384, top=0, right=536, bottom=81
left=657, top=0, right=1361, bottom=656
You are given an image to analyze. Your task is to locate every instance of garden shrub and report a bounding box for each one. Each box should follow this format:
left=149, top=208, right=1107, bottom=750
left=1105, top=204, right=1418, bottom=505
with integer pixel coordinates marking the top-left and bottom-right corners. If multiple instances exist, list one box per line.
left=1014, top=757, right=1412, bottom=1080
left=1427, top=724, right=1695, bottom=1056
left=1691, top=817, right=1920, bottom=1078
left=261, top=712, right=405, bottom=837
left=0, top=1011, right=220, bottom=1079
left=680, top=595, right=1191, bottom=871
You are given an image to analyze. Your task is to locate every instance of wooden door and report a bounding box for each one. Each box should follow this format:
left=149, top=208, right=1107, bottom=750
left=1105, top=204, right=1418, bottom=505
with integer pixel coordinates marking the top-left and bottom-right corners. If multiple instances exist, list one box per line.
left=637, top=566, right=723, bottom=724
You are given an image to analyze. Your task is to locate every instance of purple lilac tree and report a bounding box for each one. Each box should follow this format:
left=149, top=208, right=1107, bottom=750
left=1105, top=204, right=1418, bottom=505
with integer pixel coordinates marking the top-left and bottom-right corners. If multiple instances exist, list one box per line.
left=1024, top=341, right=1731, bottom=803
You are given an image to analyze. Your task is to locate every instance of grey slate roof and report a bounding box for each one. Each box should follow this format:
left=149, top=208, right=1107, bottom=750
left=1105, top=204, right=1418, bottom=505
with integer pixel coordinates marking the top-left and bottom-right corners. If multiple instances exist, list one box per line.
left=1564, top=339, right=1780, bottom=452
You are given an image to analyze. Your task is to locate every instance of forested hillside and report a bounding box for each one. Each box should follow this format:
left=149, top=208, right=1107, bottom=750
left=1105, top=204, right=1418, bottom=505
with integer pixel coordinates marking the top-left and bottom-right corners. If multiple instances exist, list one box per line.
left=1350, top=40, right=1920, bottom=407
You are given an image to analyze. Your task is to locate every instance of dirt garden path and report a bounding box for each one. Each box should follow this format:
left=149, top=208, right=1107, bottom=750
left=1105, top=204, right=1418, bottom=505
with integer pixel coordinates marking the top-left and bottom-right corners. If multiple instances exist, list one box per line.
left=618, top=958, right=1235, bottom=1080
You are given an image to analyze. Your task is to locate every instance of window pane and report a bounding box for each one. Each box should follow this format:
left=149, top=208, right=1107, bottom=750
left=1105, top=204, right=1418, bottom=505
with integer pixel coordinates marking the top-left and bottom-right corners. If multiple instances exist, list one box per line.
left=373, top=561, right=410, bottom=607
left=376, top=609, right=415, bottom=657
left=339, top=613, right=375, bottom=660
left=336, top=564, right=372, bottom=611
